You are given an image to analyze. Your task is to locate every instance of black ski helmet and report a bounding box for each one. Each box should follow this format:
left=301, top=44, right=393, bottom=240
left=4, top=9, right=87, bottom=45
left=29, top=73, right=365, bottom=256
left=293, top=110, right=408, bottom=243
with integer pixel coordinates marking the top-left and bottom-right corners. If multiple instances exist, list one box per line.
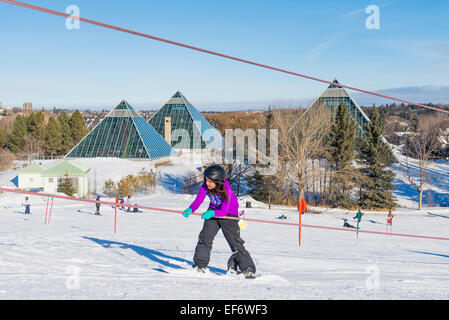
left=203, top=164, right=226, bottom=182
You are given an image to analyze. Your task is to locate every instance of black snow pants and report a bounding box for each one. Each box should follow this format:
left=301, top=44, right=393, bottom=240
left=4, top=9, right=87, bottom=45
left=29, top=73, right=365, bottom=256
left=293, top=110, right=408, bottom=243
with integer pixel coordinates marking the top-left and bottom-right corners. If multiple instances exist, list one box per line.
left=193, top=216, right=256, bottom=273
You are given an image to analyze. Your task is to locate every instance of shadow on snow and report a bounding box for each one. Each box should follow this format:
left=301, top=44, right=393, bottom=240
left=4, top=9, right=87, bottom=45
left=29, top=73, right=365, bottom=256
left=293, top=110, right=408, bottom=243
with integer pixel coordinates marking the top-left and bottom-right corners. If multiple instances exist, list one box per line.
left=408, top=250, right=449, bottom=259
left=82, top=236, right=227, bottom=275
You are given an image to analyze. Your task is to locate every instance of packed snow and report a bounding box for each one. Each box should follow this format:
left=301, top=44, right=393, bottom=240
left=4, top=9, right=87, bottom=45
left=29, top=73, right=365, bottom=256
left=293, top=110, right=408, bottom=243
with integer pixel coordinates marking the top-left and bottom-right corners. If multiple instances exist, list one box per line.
left=1, top=153, right=449, bottom=300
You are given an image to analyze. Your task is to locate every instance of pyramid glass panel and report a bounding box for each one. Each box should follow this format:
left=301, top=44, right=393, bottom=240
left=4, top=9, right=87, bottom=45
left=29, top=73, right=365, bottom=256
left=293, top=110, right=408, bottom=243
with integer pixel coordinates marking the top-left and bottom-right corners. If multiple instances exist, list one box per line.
left=65, top=101, right=177, bottom=159
left=310, top=79, right=370, bottom=136
left=148, top=91, right=223, bottom=150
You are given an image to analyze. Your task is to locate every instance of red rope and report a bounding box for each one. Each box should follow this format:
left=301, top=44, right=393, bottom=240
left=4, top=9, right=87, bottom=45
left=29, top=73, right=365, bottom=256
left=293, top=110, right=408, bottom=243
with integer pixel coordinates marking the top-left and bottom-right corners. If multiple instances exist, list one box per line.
left=1, top=0, right=448, bottom=114
left=2, top=187, right=449, bottom=242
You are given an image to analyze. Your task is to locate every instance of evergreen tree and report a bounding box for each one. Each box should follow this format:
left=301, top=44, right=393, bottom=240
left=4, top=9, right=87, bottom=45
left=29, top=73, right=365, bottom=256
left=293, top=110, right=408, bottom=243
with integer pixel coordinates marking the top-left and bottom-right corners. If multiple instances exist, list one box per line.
left=58, top=172, right=76, bottom=197
left=7, top=115, right=28, bottom=154
left=265, top=105, right=273, bottom=151
left=408, top=113, right=419, bottom=132
left=247, top=171, right=269, bottom=202
left=26, top=111, right=46, bottom=139
left=246, top=170, right=276, bottom=209
left=69, top=110, right=88, bottom=145
left=58, top=111, right=74, bottom=154
left=325, top=101, right=357, bottom=208
left=44, top=117, right=63, bottom=156
left=357, top=107, right=396, bottom=209
left=246, top=106, right=276, bottom=207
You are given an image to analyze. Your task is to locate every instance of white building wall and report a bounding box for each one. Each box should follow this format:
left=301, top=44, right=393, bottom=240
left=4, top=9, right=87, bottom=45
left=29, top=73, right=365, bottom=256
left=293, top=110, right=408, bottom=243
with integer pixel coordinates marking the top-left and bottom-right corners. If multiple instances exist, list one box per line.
left=43, top=176, right=89, bottom=198
left=43, top=177, right=59, bottom=195
left=18, top=173, right=43, bottom=189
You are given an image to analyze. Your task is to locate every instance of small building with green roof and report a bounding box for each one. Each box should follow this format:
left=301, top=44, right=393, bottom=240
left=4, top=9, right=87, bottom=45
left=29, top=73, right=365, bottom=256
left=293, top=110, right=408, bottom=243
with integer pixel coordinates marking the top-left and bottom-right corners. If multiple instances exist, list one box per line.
left=17, top=163, right=47, bottom=190
left=41, top=160, right=90, bottom=197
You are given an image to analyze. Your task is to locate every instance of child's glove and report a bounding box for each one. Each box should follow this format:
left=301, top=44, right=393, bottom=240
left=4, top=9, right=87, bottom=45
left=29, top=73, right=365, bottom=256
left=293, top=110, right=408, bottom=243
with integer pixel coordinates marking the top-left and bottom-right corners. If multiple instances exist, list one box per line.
left=201, top=210, right=215, bottom=220
left=182, top=208, right=192, bottom=218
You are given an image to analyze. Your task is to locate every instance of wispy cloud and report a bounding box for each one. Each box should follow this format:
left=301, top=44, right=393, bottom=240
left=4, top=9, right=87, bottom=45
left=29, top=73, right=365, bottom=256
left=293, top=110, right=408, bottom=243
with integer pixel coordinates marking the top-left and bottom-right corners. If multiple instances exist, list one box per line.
left=341, top=8, right=364, bottom=17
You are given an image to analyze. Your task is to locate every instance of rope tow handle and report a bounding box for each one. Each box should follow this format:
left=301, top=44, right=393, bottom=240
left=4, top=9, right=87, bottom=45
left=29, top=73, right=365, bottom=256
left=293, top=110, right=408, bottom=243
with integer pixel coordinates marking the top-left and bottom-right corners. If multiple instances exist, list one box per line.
left=2, top=187, right=449, bottom=242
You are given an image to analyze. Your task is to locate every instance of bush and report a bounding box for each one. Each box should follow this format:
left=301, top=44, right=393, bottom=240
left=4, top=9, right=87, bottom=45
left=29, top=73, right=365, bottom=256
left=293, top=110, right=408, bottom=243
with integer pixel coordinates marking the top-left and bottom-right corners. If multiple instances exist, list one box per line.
left=103, top=178, right=116, bottom=196
left=116, top=177, right=132, bottom=197
left=102, top=168, right=157, bottom=197
left=138, top=168, right=157, bottom=195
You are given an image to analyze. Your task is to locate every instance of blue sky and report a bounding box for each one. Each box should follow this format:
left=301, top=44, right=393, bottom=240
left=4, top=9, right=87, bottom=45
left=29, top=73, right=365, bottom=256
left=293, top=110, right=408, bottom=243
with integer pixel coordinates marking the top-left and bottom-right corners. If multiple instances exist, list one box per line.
left=0, top=0, right=448, bottom=110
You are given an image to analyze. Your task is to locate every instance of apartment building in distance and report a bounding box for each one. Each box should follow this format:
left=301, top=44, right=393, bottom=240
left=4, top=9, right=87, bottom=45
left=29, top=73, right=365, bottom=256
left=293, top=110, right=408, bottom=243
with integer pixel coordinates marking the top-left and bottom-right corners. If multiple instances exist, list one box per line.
left=23, top=102, right=33, bottom=112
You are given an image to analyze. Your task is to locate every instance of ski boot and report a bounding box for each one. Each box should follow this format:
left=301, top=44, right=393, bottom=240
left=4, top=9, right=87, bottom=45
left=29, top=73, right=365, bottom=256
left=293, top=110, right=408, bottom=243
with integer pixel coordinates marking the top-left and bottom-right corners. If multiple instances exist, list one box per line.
left=241, top=267, right=257, bottom=279
left=227, top=252, right=238, bottom=273
left=192, top=264, right=207, bottom=273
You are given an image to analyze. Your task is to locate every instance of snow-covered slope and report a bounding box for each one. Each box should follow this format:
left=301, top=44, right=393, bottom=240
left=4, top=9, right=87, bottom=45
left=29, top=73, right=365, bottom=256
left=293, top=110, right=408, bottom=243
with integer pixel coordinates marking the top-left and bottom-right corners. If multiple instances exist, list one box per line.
left=1, top=155, right=449, bottom=299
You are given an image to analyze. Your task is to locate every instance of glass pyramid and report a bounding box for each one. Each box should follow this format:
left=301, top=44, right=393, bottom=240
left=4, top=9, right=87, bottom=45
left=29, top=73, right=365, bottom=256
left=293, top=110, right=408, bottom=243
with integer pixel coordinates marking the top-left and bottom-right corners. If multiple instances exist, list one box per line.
left=148, top=91, right=223, bottom=150
left=65, top=100, right=178, bottom=159
left=310, top=79, right=370, bottom=136
left=327, top=79, right=343, bottom=89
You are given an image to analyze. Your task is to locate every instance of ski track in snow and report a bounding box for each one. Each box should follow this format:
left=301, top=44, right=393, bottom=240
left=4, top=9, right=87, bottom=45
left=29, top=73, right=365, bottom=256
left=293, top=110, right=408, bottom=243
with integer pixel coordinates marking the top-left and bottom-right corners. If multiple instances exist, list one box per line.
left=1, top=155, right=449, bottom=299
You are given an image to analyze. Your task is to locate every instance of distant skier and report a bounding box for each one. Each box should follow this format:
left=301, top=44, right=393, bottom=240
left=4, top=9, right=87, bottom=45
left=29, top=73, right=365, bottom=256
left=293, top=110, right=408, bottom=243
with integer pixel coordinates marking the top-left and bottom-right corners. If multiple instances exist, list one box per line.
left=22, top=196, right=31, bottom=214
left=353, top=208, right=364, bottom=238
left=182, top=164, right=257, bottom=279
left=95, top=195, right=101, bottom=215
left=126, top=195, right=131, bottom=212
left=386, top=211, right=395, bottom=225
left=353, top=209, right=364, bottom=223
left=386, top=211, right=396, bottom=233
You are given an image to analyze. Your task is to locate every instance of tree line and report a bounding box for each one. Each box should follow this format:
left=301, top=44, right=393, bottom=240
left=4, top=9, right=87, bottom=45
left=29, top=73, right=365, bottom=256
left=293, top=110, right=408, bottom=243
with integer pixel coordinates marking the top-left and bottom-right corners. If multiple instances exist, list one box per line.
left=0, top=110, right=88, bottom=157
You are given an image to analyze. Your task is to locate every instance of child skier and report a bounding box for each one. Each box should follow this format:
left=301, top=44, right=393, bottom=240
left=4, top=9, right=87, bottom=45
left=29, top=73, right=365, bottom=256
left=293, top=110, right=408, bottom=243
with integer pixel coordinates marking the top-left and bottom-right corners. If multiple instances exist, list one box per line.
left=353, top=208, right=364, bottom=237
left=126, top=195, right=132, bottom=212
left=95, top=195, right=101, bottom=215
left=182, top=164, right=256, bottom=279
left=22, top=196, right=31, bottom=214
left=386, top=211, right=395, bottom=225
left=353, top=209, right=364, bottom=223
left=119, top=197, right=125, bottom=210
left=386, top=211, right=396, bottom=233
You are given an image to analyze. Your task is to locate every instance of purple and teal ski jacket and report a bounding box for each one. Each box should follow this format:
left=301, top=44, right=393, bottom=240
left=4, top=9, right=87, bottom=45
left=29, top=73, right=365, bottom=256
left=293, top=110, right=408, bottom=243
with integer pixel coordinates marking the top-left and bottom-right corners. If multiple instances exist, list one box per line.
left=188, top=178, right=239, bottom=217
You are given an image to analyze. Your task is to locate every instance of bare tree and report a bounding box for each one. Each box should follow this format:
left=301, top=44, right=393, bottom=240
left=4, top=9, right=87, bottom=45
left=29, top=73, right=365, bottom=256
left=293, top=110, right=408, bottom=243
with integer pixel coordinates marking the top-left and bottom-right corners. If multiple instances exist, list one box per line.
left=405, top=116, right=442, bottom=209
left=23, top=134, right=42, bottom=163
left=272, top=105, right=331, bottom=202
left=225, top=161, right=254, bottom=197
left=0, top=149, right=15, bottom=172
